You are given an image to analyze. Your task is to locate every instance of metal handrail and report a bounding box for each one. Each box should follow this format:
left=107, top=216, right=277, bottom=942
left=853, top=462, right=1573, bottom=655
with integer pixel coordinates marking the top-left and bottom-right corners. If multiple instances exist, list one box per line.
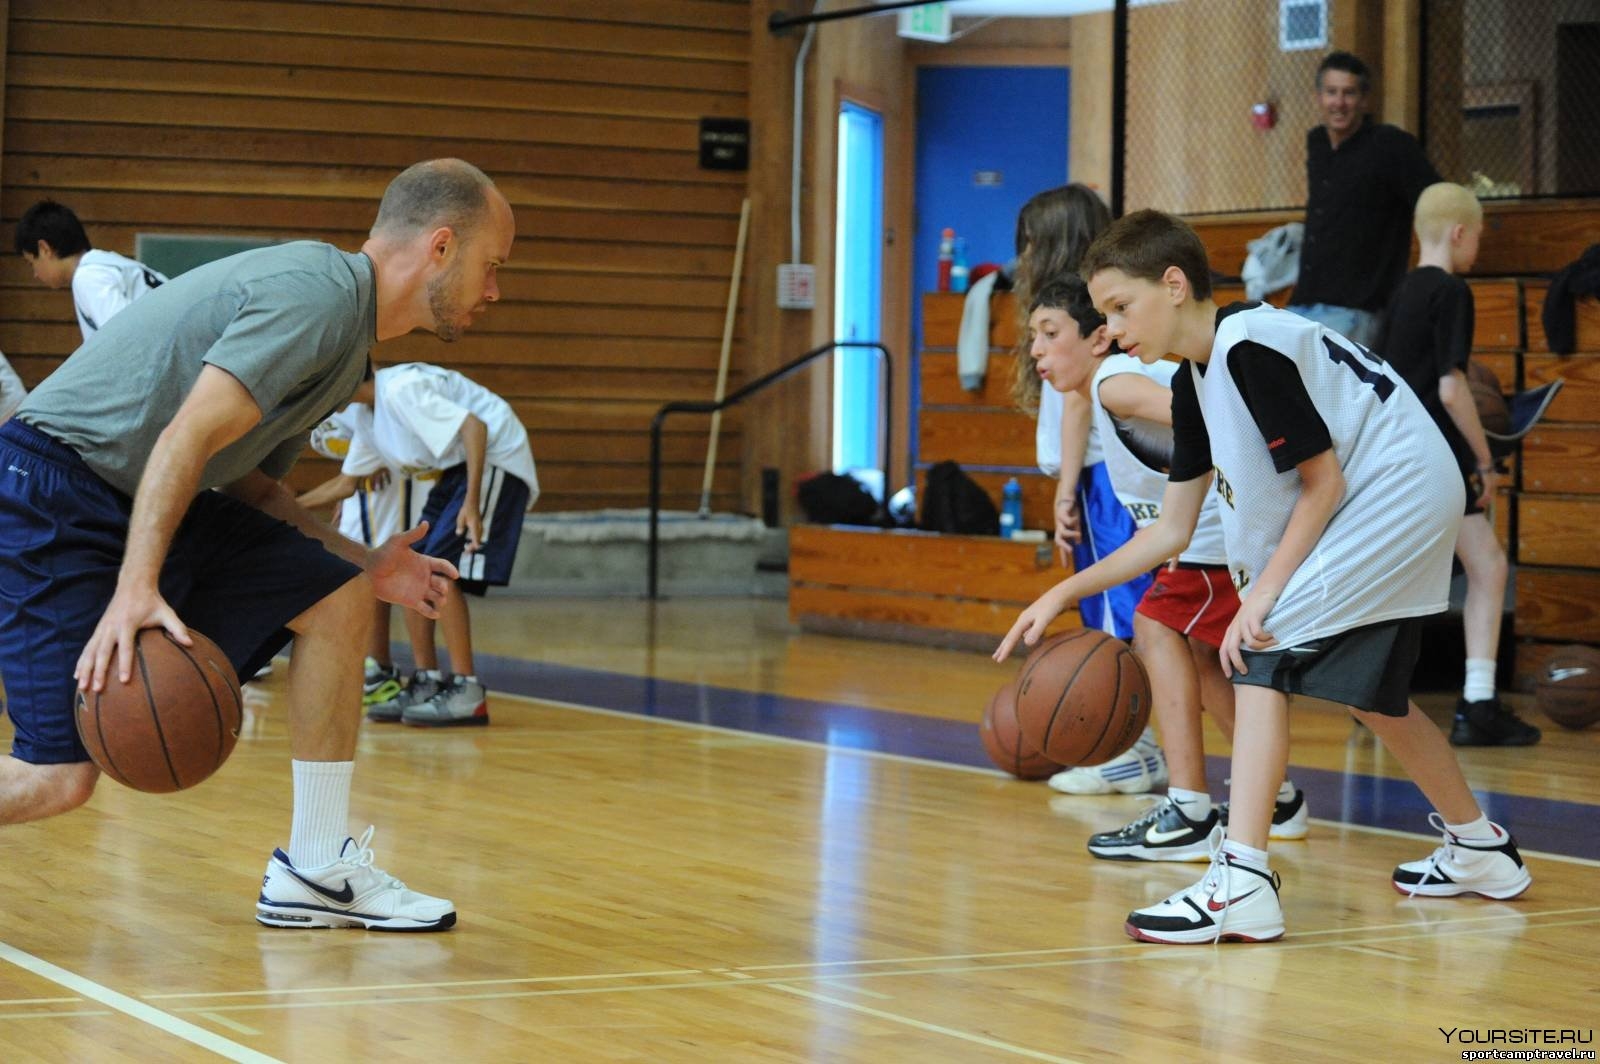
left=647, top=340, right=893, bottom=599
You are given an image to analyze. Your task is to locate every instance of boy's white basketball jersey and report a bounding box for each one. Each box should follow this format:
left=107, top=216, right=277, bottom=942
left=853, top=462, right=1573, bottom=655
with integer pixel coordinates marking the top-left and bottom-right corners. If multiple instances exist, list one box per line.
left=1194, top=304, right=1462, bottom=648
left=372, top=363, right=540, bottom=504
left=1090, top=354, right=1227, bottom=566
left=1035, top=382, right=1104, bottom=477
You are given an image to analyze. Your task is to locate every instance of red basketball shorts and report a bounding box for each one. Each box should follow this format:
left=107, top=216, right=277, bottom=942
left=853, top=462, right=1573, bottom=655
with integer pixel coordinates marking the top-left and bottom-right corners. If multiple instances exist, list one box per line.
left=1134, top=564, right=1239, bottom=649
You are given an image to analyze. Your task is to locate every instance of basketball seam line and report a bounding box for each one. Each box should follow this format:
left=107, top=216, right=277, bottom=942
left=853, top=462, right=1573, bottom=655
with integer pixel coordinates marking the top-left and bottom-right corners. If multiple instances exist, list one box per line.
left=141, top=636, right=182, bottom=791
left=174, top=634, right=227, bottom=768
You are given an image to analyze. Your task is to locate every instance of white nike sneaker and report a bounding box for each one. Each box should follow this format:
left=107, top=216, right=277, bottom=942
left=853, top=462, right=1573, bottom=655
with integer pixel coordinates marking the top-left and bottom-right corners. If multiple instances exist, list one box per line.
left=1047, top=728, right=1168, bottom=795
left=256, top=827, right=457, bottom=932
left=1124, top=830, right=1285, bottom=944
left=1392, top=813, right=1532, bottom=900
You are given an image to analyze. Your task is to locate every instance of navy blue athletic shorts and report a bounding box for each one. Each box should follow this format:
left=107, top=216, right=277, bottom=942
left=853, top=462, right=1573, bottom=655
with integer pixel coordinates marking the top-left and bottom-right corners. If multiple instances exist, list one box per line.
left=0, top=421, right=362, bottom=764
left=416, top=463, right=530, bottom=596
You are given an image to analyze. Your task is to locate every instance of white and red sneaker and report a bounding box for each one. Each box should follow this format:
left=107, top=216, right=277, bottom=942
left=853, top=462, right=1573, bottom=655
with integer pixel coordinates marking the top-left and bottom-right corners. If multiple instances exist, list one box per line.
left=1125, top=831, right=1285, bottom=944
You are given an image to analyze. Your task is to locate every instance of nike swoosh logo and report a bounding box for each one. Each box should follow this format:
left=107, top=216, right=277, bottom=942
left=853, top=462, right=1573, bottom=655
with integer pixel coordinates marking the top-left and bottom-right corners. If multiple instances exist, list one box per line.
left=285, top=867, right=355, bottom=904
left=1548, top=667, right=1592, bottom=682
left=1146, top=826, right=1195, bottom=843
left=1207, top=886, right=1263, bottom=912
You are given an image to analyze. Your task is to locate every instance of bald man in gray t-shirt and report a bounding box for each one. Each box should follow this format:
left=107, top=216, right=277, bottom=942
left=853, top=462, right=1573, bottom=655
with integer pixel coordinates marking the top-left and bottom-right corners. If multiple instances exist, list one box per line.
left=0, top=159, right=516, bottom=933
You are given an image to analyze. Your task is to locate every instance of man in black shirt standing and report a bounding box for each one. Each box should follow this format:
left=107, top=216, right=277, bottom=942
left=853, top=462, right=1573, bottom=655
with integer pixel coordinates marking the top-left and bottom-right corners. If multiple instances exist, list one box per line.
left=1286, top=52, right=1440, bottom=347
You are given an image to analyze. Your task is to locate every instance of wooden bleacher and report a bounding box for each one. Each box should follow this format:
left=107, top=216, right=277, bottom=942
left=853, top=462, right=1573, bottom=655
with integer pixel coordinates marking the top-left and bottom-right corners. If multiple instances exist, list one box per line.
left=791, top=204, right=1600, bottom=677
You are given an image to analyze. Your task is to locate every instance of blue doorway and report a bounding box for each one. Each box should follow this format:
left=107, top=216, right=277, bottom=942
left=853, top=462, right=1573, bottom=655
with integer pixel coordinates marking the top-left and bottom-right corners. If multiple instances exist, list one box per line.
left=834, top=99, right=885, bottom=495
left=912, top=65, right=1070, bottom=458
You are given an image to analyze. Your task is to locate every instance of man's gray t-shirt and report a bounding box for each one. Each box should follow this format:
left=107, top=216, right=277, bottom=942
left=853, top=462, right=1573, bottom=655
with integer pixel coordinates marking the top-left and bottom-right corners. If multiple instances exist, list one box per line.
left=19, top=241, right=376, bottom=496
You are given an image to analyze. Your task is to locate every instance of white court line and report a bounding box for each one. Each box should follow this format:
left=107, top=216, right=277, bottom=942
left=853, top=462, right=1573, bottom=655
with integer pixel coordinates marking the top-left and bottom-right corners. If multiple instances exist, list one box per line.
left=496, top=691, right=1600, bottom=868
left=147, top=967, right=705, bottom=1001
left=165, top=913, right=1600, bottom=1019
left=0, top=941, right=282, bottom=1063
left=199, top=1011, right=262, bottom=1036
left=767, top=983, right=1086, bottom=1064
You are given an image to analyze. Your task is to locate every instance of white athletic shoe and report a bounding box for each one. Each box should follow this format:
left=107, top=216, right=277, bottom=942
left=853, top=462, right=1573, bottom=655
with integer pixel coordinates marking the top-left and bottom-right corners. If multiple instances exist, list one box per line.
left=1047, top=728, right=1168, bottom=795
left=1124, top=830, right=1285, bottom=944
left=256, top=827, right=457, bottom=931
left=1217, top=785, right=1311, bottom=841
left=1392, top=814, right=1532, bottom=900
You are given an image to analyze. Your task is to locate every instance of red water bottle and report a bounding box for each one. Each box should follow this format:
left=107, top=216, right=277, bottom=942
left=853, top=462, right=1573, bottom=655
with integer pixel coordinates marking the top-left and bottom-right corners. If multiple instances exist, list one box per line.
left=936, top=227, right=955, bottom=292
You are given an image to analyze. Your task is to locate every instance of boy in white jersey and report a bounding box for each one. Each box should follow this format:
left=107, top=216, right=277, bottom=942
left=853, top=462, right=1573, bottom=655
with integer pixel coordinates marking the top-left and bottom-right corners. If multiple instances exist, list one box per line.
left=1027, top=275, right=1309, bottom=859
left=14, top=199, right=167, bottom=341
left=343, top=363, right=539, bottom=727
left=998, top=211, right=1531, bottom=943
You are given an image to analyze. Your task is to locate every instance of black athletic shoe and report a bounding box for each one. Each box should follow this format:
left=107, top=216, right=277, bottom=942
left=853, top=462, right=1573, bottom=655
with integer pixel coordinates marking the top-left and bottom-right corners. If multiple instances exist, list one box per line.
left=1217, top=786, right=1310, bottom=840
left=1087, top=797, right=1218, bottom=862
left=1449, top=698, right=1542, bottom=747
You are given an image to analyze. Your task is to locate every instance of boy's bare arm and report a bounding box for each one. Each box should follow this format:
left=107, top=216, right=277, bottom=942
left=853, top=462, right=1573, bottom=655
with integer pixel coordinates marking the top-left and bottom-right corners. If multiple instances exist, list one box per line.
left=296, top=472, right=361, bottom=512
left=1053, top=389, right=1092, bottom=563
left=1098, top=371, right=1175, bottom=426
left=1438, top=369, right=1496, bottom=507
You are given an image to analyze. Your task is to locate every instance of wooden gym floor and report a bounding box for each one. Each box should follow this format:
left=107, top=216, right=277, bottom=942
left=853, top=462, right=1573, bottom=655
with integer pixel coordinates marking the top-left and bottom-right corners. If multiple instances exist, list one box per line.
left=1, top=595, right=1595, bottom=1063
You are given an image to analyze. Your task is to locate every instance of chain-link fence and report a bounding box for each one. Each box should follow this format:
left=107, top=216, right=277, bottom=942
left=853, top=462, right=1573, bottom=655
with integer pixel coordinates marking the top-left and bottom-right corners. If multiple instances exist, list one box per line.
left=1124, top=0, right=1330, bottom=215
left=1424, top=0, right=1600, bottom=199
left=1121, top=0, right=1600, bottom=214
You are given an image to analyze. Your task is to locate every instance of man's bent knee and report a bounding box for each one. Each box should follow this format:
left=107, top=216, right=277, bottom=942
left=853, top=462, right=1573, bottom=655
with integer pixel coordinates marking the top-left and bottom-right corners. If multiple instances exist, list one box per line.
left=0, top=759, right=100, bottom=823
left=288, top=573, right=375, bottom=637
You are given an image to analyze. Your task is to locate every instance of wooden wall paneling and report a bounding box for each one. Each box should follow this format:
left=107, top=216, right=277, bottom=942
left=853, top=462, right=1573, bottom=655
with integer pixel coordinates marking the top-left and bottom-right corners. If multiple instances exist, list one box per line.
left=1524, top=354, right=1600, bottom=422
left=0, top=0, right=9, bottom=202
left=1521, top=426, right=1600, bottom=495
left=1, top=2, right=752, bottom=513
left=1515, top=567, right=1600, bottom=642
left=1472, top=280, right=1524, bottom=350
left=920, top=352, right=1018, bottom=408
left=918, top=409, right=1037, bottom=469
left=1517, top=495, right=1600, bottom=568
left=790, top=526, right=1055, bottom=603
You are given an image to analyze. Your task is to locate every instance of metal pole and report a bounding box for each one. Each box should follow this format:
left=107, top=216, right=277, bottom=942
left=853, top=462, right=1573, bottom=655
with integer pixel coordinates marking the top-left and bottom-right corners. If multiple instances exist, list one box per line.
left=1111, top=0, right=1128, bottom=218
left=648, top=413, right=665, bottom=600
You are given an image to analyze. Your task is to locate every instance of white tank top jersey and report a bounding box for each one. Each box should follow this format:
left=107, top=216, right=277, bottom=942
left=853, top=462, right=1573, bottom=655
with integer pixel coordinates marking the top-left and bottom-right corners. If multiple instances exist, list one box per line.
left=71, top=249, right=166, bottom=340
left=1189, top=304, right=1462, bottom=648
left=1035, top=378, right=1104, bottom=477
left=369, top=362, right=540, bottom=505
left=1090, top=354, right=1228, bottom=566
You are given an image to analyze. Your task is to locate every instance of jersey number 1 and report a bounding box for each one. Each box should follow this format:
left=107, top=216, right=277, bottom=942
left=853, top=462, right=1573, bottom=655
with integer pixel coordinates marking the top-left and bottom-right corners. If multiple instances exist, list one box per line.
left=1323, top=337, right=1395, bottom=401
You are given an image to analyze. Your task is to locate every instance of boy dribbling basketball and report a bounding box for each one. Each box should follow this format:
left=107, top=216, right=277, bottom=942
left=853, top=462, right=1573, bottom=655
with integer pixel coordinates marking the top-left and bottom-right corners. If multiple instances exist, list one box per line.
left=1024, top=274, right=1308, bottom=862
left=997, top=211, right=1532, bottom=943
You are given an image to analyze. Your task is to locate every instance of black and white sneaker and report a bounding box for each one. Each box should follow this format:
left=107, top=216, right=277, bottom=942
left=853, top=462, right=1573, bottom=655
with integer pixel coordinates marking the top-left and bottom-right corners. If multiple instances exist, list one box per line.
left=1217, top=786, right=1310, bottom=841
left=256, top=827, right=457, bottom=931
left=1392, top=814, right=1532, bottom=899
left=1087, top=797, right=1219, bottom=862
left=1125, top=832, right=1285, bottom=944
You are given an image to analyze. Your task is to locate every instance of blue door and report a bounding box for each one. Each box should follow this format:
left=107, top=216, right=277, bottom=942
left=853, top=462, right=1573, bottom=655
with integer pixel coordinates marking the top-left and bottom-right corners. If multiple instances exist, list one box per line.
left=912, top=66, right=1070, bottom=460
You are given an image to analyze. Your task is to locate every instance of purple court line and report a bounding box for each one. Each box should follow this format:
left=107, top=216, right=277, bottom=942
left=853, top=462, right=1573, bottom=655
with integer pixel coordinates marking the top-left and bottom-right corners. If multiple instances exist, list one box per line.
left=450, top=652, right=1599, bottom=862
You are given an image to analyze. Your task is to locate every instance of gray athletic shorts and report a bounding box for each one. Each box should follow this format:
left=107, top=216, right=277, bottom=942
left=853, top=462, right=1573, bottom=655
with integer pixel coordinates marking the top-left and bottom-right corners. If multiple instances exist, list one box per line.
left=1232, top=616, right=1427, bottom=716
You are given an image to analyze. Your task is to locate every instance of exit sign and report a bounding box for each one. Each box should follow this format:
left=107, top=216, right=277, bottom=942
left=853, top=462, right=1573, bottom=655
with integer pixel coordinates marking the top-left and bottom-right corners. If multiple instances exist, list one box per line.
left=898, top=3, right=952, bottom=42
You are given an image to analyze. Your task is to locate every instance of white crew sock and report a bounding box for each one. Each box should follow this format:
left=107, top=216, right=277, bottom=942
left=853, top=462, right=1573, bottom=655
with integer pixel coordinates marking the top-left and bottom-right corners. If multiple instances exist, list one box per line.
left=1464, top=658, right=1497, bottom=704
left=1444, top=814, right=1498, bottom=843
left=1222, top=838, right=1270, bottom=872
left=1168, top=786, right=1212, bottom=820
left=1277, top=778, right=1298, bottom=802
left=289, top=759, right=354, bottom=869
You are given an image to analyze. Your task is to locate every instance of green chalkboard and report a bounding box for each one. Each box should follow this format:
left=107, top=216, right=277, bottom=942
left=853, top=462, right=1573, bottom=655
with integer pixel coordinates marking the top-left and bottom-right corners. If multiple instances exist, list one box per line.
left=134, top=234, right=282, bottom=279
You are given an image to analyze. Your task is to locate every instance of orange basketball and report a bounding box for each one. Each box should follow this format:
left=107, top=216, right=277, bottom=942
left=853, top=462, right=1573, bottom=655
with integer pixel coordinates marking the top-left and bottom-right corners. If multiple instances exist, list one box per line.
left=979, top=680, right=1062, bottom=780
left=1014, top=630, right=1151, bottom=768
left=1467, top=360, right=1511, bottom=436
left=1535, top=645, right=1600, bottom=730
left=75, top=628, right=244, bottom=793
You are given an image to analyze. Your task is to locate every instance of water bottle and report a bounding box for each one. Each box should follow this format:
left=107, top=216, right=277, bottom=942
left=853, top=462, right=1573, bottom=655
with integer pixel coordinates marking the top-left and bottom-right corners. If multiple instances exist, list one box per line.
left=936, top=228, right=955, bottom=292
left=950, top=237, right=969, bottom=295
left=1000, top=477, right=1023, bottom=538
